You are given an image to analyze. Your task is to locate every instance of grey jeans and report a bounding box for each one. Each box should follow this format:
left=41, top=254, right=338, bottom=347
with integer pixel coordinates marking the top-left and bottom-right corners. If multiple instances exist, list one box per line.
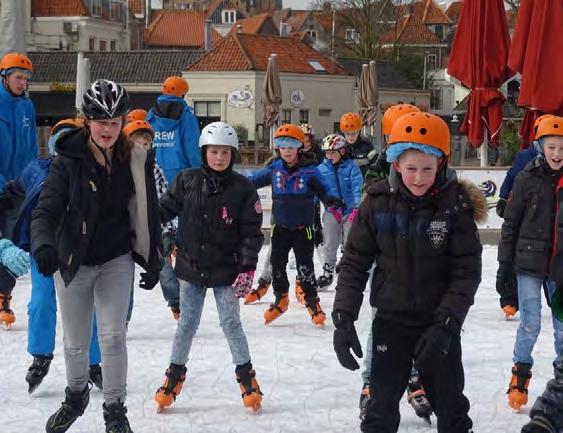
left=322, top=211, right=352, bottom=268
left=170, top=280, right=251, bottom=366
left=55, top=253, right=134, bottom=404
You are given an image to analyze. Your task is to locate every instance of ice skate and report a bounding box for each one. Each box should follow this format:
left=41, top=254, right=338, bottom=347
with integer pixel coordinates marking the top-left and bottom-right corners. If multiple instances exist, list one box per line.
left=0, top=294, right=15, bottom=329
left=170, top=302, right=180, bottom=320
left=264, top=293, right=289, bottom=324
left=502, top=305, right=517, bottom=320
left=294, top=278, right=305, bottom=306
left=45, top=385, right=90, bottom=433
left=244, top=278, right=270, bottom=305
left=26, top=354, right=53, bottom=394
left=103, top=401, right=133, bottom=433
left=507, top=362, right=532, bottom=411
left=407, top=370, right=432, bottom=425
left=305, top=297, right=326, bottom=327
left=89, top=364, right=103, bottom=391
left=359, top=382, right=370, bottom=421
left=154, top=363, right=187, bottom=413
left=317, top=264, right=334, bottom=290
left=236, top=362, right=263, bottom=412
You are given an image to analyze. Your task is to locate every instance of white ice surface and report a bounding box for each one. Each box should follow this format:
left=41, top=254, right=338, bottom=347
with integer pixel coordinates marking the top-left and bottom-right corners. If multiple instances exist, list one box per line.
left=0, top=245, right=559, bottom=433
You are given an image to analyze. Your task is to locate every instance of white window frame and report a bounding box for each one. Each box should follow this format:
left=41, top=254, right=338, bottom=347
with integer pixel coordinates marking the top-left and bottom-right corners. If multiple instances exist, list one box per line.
left=222, top=9, right=237, bottom=24
left=345, top=28, right=360, bottom=44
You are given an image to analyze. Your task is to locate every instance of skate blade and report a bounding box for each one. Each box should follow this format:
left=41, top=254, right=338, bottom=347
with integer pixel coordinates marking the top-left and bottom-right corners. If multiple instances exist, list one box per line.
left=509, top=402, right=523, bottom=412
left=156, top=406, right=166, bottom=413
left=0, top=322, right=12, bottom=330
left=28, top=383, right=40, bottom=394
left=423, top=415, right=431, bottom=426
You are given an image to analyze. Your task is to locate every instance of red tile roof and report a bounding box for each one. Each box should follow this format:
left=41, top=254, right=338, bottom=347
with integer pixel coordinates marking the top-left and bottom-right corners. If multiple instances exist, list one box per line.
left=445, top=2, right=463, bottom=22
left=205, top=0, right=239, bottom=18
left=128, top=0, right=144, bottom=16
left=273, top=9, right=310, bottom=33
left=229, top=13, right=273, bottom=35
left=187, top=33, right=349, bottom=76
left=31, top=0, right=88, bottom=17
left=382, top=13, right=441, bottom=44
left=398, top=0, right=452, bottom=25
left=144, top=10, right=223, bottom=48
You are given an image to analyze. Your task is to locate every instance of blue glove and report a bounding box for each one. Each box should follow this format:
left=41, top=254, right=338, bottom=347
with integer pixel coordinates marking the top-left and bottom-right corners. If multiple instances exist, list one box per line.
left=1, top=245, right=30, bottom=277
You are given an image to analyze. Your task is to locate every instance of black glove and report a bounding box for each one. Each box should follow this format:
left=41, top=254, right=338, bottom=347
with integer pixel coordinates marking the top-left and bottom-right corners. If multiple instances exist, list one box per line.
left=139, top=271, right=159, bottom=290
left=34, top=245, right=59, bottom=277
left=496, top=262, right=518, bottom=308
left=414, top=316, right=459, bottom=375
left=0, top=192, right=14, bottom=211
left=332, top=310, right=363, bottom=371
left=161, top=231, right=175, bottom=258
left=496, top=197, right=508, bottom=218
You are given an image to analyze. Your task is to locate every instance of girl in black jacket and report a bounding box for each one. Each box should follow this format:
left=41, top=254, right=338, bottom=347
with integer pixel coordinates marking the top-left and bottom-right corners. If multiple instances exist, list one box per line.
left=31, top=80, right=162, bottom=433
left=154, top=121, right=264, bottom=413
left=498, top=115, right=563, bottom=412
left=332, top=112, right=485, bottom=433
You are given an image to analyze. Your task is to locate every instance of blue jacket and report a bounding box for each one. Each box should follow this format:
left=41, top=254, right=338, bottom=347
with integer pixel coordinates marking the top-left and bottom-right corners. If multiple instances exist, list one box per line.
left=248, top=154, right=334, bottom=229
left=146, top=95, right=201, bottom=184
left=0, top=84, right=37, bottom=192
left=499, top=147, right=537, bottom=199
left=317, top=157, right=363, bottom=216
left=11, top=158, right=51, bottom=251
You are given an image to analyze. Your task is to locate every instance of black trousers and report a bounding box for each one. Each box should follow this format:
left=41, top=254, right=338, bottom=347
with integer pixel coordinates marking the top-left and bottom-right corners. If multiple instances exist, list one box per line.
left=362, top=316, right=473, bottom=433
left=270, top=225, right=318, bottom=305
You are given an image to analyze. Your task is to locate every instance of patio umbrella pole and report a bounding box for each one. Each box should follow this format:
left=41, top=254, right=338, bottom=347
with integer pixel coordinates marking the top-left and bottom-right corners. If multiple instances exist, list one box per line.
left=480, top=127, right=488, bottom=167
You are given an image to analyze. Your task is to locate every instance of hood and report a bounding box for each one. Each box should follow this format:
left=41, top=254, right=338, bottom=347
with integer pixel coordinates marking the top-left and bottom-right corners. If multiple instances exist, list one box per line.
left=149, top=94, right=190, bottom=121
left=459, top=179, right=488, bottom=224
left=55, top=128, right=90, bottom=159
left=297, top=150, right=317, bottom=167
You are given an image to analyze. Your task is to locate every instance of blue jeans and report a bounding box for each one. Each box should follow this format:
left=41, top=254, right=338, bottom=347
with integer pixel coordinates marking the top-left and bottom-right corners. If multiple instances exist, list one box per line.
left=170, top=280, right=251, bottom=366
left=27, top=256, right=101, bottom=365
left=513, top=274, right=563, bottom=366
left=160, top=259, right=180, bottom=306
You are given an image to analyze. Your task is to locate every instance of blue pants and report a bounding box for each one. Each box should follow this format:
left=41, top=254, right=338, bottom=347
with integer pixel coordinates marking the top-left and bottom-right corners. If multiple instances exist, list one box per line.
left=27, top=256, right=101, bottom=365
left=513, top=274, right=563, bottom=366
left=170, top=280, right=250, bottom=366
left=160, top=259, right=180, bottom=306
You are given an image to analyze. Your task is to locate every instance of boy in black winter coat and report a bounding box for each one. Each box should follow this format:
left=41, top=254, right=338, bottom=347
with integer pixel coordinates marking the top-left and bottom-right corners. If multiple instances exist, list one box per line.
left=332, top=112, right=486, bottom=433
left=154, top=121, right=265, bottom=413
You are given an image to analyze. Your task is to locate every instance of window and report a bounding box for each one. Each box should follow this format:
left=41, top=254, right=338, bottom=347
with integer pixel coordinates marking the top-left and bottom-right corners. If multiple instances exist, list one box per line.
left=345, top=28, right=360, bottom=44
left=319, top=108, right=331, bottom=117
left=282, top=109, right=292, bottom=124
left=194, top=101, right=221, bottom=129
left=299, top=110, right=309, bottom=124
left=306, top=29, right=317, bottom=41
left=110, top=0, right=122, bottom=20
left=110, top=40, right=117, bottom=51
left=430, top=88, right=442, bottom=110
left=433, top=25, right=444, bottom=40
left=427, top=53, right=437, bottom=71
left=222, top=9, right=236, bottom=24
left=89, top=37, right=96, bottom=51
left=92, top=0, right=102, bottom=17
left=99, top=40, right=107, bottom=51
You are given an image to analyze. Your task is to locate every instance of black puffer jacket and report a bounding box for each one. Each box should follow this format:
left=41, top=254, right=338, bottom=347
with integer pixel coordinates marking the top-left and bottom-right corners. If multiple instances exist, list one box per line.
left=527, top=354, right=563, bottom=431
left=31, top=129, right=163, bottom=285
left=333, top=168, right=486, bottom=326
left=348, top=135, right=373, bottom=177
left=498, top=159, right=561, bottom=278
left=160, top=166, right=264, bottom=287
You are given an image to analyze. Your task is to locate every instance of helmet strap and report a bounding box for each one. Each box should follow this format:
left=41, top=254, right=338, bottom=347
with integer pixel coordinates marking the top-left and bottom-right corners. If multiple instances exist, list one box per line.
left=89, top=136, right=113, bottom=175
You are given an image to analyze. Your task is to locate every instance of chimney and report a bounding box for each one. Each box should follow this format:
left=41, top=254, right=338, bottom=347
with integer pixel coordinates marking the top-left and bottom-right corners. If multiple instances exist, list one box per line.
left=204, top=19, right=212, bottom=50
left=237, top=24, right=243, bottom=33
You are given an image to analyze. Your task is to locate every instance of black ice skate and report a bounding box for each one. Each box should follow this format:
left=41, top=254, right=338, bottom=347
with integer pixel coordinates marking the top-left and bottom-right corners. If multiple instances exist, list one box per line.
left=407, top=370, right=432, bottom=425
left=89, top=363, right=103, bottom=391
left=317, top=263, right=334, bottom=290
left=45, top=385, right=90, bottom=433
left=26, top=354, right=53, bottom=394
left=103, top=401, right=133, bottom=433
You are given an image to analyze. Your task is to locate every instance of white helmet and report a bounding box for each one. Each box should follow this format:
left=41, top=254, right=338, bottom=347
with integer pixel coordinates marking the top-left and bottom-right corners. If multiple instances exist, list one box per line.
left=199, top=121, right=239, bottom=149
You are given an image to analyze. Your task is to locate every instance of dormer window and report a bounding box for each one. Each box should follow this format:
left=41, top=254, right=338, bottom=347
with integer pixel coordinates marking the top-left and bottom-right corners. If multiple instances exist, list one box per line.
left=92, top=0, right=102, bottom=17
left=222, top=9, right=236, bottom=24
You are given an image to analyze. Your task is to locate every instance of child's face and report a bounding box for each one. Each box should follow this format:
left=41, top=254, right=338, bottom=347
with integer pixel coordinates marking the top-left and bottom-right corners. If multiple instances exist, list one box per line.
left=395, top=150, right=439, bottom=197
left=131, top=132, right=152, bottom=151
left=303, top=135, right=313, bottom=151
left=279, top=147, right=299, bottom=166
left=542, top=136, right=563, bottom=171
left=5, top=70, right=29, bottom=95
left=206, top=145, right=232, bottom=171
left=344, top=130, right=360, bottom=144
left=89, top=117, right=123, bottom=148
left=325, top=149, right=342, bottom=165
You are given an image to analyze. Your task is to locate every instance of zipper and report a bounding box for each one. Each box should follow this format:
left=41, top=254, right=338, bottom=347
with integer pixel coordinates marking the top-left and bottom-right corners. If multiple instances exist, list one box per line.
left=68, top=253, right=73, bottom=266
left=82, top=221, right=87, bottom=235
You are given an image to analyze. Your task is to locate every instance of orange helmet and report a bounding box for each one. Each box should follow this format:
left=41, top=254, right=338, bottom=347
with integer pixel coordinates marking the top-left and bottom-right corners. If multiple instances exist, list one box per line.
left=122, top=120, right=154, bottom=138
left=274, top=124, right=305, bottom=146
left=388, top=112, right=450, bottom=157
left=127, top=109, right=147, bottom=123
left=339, top=112, right=362, bottom=133
left=162, top=76, right=189, bottom=97
left=52, top=118, right=84, bottom=135
left=382, top=104, right=421, bottom=136
left=0, top=52, right=33, bottom=75
left=535, top=115, right=563, bottom=140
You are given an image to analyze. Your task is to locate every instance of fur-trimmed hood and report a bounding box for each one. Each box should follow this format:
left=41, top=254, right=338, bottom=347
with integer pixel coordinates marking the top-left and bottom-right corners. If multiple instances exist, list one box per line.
left=459, top=178, right=488, bottom=224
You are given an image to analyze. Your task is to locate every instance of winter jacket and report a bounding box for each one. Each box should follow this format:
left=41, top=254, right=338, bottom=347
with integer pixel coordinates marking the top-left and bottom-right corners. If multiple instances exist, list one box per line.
left=317, top=156, right=363, bottom=215
left=528, top=354, right=563, bottom=431
left=333, top=168, right=486, bottom=326
left=363, top=151, right=390, bottom=191
left=248, top=153, right=336, bottom=229
left=498, top=159, right=561, bottom=278
left=348, top=135, right=373, bottom=177
left=550, top=176, right=563, bottom=307
left=146, top=94, right=201, bottom=184
left=30, top=129, right=163, bottom=285
left=499, top=147, right=537, bottom=199
left=153, top=161, right=177, bottom=234
left=160, top=166, right=264, bottom=287
left=0, top=83, right=37, bottom=192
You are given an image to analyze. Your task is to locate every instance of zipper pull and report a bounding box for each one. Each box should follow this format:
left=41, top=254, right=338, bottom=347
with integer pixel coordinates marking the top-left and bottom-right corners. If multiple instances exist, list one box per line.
left=89, top=180, right=97, bottom=192
left=82, top=221, right=87, bottom=235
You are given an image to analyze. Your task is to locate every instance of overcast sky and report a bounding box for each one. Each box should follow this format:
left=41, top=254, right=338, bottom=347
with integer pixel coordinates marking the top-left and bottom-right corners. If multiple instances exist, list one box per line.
left=281, top=0, right=457, bottom=10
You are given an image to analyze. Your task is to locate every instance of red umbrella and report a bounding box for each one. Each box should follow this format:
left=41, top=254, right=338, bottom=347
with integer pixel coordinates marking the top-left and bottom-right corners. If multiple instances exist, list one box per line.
left=508, top=0, right=563, bottom=147
left=447, top=0, right=513, bottom=148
